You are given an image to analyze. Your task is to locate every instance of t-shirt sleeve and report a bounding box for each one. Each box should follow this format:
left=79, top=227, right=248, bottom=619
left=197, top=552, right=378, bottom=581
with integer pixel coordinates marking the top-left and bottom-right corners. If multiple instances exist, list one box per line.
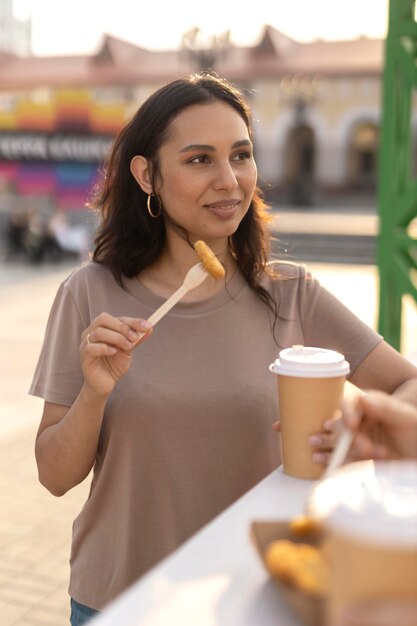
left=296, top=265, right=383, bottom=375
left=29, top=280, right=87, bottom=406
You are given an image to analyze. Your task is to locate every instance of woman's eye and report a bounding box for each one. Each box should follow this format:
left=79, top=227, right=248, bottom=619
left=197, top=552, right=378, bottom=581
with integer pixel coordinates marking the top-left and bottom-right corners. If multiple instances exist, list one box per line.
left=233, top=151, right=252, bottom=161
left=188, top=151, right=252, bottom=164
left=189, top=155, right=210, bottom=164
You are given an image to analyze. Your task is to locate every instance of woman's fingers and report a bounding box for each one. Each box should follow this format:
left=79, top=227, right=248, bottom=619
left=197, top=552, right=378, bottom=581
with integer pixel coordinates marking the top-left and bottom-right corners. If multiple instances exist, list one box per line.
left=85, top=327, right=137, bottom=353
left=77, top=314, right=154, bottom=398
left=112, top=316, right=153, bottom=349
left=82, top=314, right=152, bottom=353
left=309, top=419, right=339, bottom=450
left=83, top=341, right=118, bottom=357
left=312, top=450, right=333, bottom=465
left=118, top=316, right=153, bottom=337
left=309, top=419, right=340, bottom=465
left=309, top=433, right=337, bottom=450
left=310, top=435, right=337, bottom=465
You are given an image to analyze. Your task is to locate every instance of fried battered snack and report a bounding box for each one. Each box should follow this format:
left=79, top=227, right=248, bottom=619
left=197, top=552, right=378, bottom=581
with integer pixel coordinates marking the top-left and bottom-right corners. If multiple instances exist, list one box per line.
left=193, top=240, right=225, bottom=279
left=289, top=515, right=323, bottom=536
left=265, top=539, right=329, bottom=596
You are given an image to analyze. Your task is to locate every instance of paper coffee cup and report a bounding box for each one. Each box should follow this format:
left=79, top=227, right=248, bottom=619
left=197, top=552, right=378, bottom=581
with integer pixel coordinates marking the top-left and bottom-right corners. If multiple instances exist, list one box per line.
left=269, top=346, right=350, bottom=479
left=310, top=460, right=417, bottom=626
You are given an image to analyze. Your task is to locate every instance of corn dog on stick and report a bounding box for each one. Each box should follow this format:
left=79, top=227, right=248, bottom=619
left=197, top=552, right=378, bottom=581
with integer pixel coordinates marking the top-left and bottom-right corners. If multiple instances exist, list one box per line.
left=193, top=240, right=225, bottom=279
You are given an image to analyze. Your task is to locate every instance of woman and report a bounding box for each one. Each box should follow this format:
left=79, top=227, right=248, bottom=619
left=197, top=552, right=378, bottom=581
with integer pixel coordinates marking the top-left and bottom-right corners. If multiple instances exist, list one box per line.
left=30, top=72, right=417, bottom=624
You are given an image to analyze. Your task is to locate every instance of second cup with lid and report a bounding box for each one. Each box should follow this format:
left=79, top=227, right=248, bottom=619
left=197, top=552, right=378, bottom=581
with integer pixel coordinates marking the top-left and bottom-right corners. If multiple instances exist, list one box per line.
left=269, top=345, right=350, bottom=479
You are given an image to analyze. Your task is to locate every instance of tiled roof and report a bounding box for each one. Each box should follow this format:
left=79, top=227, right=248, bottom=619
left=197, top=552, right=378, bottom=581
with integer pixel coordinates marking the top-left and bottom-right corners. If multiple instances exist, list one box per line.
left=0, top=25, right=384, bottom=90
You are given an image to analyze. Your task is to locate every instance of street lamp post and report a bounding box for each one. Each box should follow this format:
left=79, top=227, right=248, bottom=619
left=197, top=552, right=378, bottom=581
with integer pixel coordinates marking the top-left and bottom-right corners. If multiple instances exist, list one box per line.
left=180, top=27, right=230, bottom=73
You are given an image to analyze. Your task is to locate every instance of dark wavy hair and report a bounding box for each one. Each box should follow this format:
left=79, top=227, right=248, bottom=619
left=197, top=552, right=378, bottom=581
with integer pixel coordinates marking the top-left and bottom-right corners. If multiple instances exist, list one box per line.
left=90, top=72, right=275, bottom=311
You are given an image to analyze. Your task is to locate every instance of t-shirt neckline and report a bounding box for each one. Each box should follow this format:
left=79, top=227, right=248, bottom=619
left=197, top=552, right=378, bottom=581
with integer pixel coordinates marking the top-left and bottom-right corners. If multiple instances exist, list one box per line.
left=124, top=267, right=247, bottom=316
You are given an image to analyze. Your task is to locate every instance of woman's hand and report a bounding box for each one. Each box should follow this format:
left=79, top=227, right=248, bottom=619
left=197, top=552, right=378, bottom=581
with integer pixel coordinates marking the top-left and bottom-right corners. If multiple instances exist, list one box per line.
left=341, top=391, right=417, bottom=461
left=80, top=313, right=152, bottom=398
left=308, top=418, right=341, bottom=465
left=272, top=417, right=341, bottom=466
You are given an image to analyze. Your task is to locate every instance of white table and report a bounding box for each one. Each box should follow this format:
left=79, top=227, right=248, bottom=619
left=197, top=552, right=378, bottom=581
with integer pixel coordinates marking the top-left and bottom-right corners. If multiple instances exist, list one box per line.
left=90, top=468, right=314, bottom=626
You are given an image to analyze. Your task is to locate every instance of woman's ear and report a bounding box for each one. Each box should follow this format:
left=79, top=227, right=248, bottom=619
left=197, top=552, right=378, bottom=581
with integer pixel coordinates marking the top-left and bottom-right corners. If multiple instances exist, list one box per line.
left=130, top=156, right=152, bottom=194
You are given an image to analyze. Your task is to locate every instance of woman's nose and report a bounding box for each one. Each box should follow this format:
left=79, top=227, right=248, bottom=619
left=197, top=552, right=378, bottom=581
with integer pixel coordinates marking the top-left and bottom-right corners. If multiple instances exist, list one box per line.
left=212, top=162, right=238, bottom=190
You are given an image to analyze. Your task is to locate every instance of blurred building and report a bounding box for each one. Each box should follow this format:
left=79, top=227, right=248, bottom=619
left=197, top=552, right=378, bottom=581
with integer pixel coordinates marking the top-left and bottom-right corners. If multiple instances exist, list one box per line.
left=0, top=26, right=396, bottom=213
left=0, top=0, right=31, bottom=56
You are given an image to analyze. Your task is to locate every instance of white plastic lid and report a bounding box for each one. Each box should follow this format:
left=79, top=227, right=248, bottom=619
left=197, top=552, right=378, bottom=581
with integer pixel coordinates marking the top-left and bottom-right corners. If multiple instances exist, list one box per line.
left=310, top=460, right=417, bottom=547
left=269, top=345, right=350, bottom=378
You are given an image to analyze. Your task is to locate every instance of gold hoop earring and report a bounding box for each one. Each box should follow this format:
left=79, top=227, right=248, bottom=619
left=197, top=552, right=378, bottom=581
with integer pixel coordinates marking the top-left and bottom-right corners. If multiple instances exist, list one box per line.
left=147, top=194, right=161, bottom=219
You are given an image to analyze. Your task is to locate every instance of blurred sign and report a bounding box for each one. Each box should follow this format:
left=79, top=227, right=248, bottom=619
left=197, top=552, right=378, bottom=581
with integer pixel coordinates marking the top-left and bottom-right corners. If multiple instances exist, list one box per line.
left=0, top=131, right=113, bottom=163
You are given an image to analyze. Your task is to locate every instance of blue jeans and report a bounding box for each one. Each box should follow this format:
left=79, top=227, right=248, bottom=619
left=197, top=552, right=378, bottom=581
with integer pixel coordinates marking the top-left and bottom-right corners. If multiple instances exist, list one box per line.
left=70, top=598, right=100, bottom=625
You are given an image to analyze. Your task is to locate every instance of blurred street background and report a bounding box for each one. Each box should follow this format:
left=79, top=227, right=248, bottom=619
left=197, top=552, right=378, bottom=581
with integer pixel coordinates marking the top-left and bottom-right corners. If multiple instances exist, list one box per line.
left=0, top=0, right=416, bottom=624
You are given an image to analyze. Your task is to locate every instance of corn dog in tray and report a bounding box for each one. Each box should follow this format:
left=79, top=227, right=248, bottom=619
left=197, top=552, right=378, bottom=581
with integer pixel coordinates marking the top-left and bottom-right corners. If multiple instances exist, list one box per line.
left=250, top=518, right=327, bottom=626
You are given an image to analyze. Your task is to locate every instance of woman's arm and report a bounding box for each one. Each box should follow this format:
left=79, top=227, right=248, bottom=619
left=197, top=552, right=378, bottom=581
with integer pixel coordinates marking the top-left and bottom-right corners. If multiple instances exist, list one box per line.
left=35, top=313, right=152, bottom=496
left=349, top=341, right=417, bottom=404
left=35, top=390, right=107, bottom=496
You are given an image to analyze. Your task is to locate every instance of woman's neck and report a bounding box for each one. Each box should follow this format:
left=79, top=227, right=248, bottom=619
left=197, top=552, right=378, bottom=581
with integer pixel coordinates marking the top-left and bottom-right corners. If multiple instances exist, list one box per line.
left=137, top=235, right=236, bottom=301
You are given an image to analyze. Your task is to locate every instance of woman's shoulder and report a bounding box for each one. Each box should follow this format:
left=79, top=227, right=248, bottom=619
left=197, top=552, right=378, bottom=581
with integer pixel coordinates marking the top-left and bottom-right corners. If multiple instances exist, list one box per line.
left=262, top=260, right=317, bottom=311
left=64, top=260, right=113, bottom=289
left=59, top=261, right=121, bottom=305
left=267, top=260, right=310, bottom=282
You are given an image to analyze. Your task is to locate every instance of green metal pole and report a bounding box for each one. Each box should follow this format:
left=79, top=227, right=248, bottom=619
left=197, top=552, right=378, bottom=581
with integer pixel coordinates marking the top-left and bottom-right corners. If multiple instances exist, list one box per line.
left=377, top=0, right=417, bottom=351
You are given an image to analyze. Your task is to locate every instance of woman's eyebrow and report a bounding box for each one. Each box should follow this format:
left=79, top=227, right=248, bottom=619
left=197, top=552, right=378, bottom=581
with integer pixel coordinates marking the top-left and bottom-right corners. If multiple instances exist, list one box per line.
left=232, top=139, right=252, bottom=149
left=179, top=139, right=252, bottom=154
left=179, top=144, right=215, bottom=153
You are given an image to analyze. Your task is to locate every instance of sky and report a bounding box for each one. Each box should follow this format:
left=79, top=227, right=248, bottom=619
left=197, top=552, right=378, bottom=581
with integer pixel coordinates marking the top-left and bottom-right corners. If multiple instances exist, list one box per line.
left=15, top=0, right=390, bottom=57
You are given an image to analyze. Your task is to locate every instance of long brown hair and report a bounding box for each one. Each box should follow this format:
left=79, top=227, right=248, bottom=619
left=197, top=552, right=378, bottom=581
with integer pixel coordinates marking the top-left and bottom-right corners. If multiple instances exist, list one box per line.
left=90, top=72, right=275, bottom=310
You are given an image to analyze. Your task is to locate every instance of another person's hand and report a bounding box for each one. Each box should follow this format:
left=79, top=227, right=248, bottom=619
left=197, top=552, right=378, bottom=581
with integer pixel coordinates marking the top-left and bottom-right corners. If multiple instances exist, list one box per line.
left=80, top=313, right=152, bottom=398
left=341, top=390, right=417, bottom=461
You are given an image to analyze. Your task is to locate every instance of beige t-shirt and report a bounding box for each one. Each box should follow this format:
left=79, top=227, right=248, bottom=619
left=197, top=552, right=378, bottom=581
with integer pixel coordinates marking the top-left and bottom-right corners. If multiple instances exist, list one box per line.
left=30, top=260, right=381, bottom=609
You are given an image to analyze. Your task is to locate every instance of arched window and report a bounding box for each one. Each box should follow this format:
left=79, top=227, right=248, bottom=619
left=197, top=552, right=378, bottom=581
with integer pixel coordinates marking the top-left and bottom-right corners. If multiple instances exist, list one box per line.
left=347, top=122, right=379, bottom=191
left=285, top=123, right=316, bottom=205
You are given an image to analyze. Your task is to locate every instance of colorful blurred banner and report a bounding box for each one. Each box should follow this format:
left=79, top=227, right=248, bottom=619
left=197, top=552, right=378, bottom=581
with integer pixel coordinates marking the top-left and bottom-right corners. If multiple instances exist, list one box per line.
left=0, top=88, right=126, bottom=211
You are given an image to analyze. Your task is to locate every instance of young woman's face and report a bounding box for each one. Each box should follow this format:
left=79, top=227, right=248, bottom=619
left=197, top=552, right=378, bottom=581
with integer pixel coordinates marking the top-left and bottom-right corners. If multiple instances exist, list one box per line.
left=155, top=101, right=257, bottom=241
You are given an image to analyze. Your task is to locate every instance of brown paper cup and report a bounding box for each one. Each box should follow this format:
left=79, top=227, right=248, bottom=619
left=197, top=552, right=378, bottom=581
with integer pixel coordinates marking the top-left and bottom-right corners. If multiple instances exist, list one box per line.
left=278, top=374, right=346, bottom=479
left=327, top=530, right=417, bottom=626
left=269, top=346, right=350, bottom=480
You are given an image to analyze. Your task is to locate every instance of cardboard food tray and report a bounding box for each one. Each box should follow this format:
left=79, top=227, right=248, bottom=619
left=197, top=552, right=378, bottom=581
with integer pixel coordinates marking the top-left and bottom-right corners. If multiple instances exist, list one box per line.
left=250, top=520, right=326, bottom=626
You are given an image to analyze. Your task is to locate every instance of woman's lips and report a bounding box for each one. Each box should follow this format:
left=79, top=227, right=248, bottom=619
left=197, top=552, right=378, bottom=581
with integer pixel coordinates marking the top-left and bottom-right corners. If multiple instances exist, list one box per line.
left=204, top=200, right=241, bottom=217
